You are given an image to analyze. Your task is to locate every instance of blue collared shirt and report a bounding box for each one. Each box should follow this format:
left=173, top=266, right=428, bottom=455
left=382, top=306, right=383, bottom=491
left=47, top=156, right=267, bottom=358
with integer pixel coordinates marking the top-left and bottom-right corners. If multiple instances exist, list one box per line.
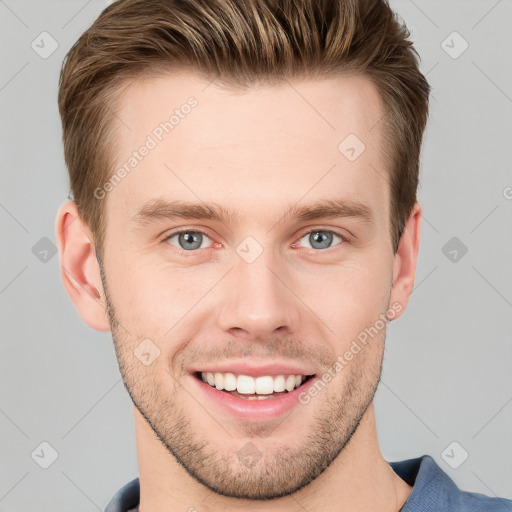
left=104, top=454, right=512, bottom=511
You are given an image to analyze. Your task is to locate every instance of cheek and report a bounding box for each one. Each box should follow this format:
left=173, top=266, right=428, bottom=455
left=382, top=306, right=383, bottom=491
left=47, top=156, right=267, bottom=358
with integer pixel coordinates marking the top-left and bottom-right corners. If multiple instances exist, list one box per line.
left=304, top=258, right=391, bottom=344
left=114, top=263, right=214, bottom=337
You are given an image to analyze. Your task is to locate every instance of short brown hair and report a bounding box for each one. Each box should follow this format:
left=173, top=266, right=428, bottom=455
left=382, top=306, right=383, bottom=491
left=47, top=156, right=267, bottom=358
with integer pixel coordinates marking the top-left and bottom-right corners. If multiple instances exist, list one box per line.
left=58, top=0, right=430, bottom=256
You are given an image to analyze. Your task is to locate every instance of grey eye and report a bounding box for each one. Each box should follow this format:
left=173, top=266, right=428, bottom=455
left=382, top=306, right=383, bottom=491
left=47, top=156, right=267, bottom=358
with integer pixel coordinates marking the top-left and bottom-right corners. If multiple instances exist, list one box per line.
left=167, top=231, right=210, bottom=251
left=299, top=230, right=343, bottom=250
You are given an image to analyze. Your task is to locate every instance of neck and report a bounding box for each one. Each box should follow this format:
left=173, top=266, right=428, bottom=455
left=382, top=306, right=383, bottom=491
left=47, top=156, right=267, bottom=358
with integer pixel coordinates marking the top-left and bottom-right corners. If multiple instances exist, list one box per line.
left=134, top=402, right=412, bottom=512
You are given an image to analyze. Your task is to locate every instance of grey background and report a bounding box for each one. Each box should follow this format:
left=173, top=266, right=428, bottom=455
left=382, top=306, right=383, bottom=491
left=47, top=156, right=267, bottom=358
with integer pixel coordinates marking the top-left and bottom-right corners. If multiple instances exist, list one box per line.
left=1, top=0, right=511, bottom=510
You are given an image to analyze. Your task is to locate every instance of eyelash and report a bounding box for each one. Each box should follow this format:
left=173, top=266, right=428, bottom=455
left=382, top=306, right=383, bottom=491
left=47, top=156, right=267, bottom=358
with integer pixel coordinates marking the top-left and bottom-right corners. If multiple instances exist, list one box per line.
left=161, top=227, right=348, bottom=255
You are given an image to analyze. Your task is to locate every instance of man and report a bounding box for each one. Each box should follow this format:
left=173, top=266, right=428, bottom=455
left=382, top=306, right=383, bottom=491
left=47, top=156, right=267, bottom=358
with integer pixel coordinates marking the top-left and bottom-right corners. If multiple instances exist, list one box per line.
left=55, top=0, right=511, bottom=511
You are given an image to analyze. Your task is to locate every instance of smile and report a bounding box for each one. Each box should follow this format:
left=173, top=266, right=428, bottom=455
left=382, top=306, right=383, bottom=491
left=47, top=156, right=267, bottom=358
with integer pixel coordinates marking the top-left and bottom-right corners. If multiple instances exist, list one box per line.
left=197, top=371, right=315, bottom=399
left=191, top=371, right=319, bottom=421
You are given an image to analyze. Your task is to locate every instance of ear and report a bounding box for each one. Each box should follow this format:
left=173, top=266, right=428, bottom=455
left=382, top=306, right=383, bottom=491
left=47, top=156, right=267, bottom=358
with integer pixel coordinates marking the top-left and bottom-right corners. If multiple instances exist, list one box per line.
left=388, top=201, right=422, bottom=321
left=55, top=201, right=111, bottom=331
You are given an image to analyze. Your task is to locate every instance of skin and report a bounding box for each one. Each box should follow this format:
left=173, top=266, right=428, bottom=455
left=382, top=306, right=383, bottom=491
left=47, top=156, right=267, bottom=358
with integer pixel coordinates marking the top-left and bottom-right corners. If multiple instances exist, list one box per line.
left=56, top=71, right=421, bottom=512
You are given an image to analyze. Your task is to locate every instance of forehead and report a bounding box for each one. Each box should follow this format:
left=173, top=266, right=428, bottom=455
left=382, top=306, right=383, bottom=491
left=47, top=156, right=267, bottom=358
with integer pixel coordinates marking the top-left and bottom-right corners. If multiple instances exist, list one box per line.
left=114, top=70, right=384, bottom=151
left=106, top=71, right=389, bottom=229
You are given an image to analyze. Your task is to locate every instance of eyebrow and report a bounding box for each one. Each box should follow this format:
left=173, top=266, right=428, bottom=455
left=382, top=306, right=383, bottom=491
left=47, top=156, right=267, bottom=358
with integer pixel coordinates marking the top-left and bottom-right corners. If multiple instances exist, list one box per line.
left=130, top=197, right=375, bottom=228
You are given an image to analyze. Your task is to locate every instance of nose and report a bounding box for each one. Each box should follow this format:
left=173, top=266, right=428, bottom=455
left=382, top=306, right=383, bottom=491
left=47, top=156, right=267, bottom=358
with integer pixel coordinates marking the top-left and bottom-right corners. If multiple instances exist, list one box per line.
left=216, top=245, right=299, bottom=341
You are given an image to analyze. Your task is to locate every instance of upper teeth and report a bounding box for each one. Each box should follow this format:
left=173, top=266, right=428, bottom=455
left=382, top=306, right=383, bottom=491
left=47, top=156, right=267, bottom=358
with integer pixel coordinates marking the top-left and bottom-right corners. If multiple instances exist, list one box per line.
left=201, top=372, right=307, bottom=394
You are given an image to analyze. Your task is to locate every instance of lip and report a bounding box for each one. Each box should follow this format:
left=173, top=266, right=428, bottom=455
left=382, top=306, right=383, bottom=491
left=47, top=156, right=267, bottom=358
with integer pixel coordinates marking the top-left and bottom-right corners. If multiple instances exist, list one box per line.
left=188, top=361, right=317, bottom=378
left=189, top=372, right=318, bottom=422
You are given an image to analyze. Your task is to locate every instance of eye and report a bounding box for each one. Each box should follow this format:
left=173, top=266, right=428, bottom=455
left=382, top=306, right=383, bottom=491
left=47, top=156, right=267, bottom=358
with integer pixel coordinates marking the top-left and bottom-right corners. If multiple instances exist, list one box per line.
left=296, top=229, right=345, bottom=250
left=162, top=228, right=346, bottom=254
left=165, top=229, right=213, bottom=251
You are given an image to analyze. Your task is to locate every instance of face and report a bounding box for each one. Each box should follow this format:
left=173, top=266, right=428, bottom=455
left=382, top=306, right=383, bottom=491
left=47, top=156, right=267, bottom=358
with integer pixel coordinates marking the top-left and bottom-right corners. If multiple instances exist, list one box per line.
left=98, top=71, right=399, bottom=499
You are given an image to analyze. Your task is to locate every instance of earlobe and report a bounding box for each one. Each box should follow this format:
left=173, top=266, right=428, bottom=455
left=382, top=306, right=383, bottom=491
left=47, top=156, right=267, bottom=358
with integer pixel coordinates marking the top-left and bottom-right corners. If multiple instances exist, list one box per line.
left=388, top=202, right=422, bottom=321
left=55, top=201, right=111, bottom=332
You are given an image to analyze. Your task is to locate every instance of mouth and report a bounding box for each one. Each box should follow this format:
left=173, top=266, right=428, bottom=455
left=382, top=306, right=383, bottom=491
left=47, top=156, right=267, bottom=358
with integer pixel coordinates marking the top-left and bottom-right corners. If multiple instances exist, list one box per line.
left=193, top=371, right=316, bottom=400
left=189, top=369, right=318, bottom=421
